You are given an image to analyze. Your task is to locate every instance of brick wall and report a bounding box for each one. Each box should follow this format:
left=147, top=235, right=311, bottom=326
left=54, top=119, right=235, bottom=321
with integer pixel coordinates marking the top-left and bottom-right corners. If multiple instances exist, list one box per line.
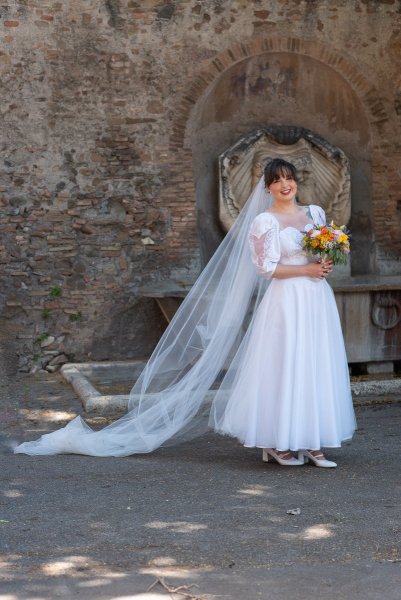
left=0, top=0, right=400, bottom=371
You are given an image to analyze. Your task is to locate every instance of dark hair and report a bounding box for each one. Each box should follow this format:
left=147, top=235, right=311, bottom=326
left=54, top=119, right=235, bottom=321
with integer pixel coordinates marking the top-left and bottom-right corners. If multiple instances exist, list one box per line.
left=264, top=158, right=298, bottom=188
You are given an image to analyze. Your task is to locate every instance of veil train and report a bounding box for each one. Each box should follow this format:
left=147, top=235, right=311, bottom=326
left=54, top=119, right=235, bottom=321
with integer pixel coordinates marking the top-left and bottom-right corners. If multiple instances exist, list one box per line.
left=14, top=177, right=273, bottom=456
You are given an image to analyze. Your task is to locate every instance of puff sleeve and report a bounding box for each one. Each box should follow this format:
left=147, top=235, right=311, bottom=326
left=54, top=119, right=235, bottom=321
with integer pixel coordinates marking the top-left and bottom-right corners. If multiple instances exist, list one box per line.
left=310, top=204, right=326, bottom=227
left=248, top=213, right=280, bottom=278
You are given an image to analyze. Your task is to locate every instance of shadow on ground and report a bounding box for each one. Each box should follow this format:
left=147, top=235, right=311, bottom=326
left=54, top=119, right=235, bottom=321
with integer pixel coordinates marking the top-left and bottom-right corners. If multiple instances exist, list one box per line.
left=1, top=374, right=400, bottom=599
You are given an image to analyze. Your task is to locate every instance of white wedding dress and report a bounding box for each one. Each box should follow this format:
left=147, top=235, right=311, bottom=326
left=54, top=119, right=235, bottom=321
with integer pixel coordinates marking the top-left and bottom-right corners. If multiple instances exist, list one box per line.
left=211, top=205, right=356, bottom=450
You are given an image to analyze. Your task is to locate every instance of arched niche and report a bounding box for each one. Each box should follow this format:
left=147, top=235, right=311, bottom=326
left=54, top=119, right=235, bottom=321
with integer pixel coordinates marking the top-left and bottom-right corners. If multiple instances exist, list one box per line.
left=187, top=51, right=372, bottom=275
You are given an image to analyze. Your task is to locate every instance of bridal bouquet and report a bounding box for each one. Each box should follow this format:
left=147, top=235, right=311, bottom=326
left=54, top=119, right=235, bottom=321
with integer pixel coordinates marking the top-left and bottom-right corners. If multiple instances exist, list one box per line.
left=302, top=222, right=350, bottom=265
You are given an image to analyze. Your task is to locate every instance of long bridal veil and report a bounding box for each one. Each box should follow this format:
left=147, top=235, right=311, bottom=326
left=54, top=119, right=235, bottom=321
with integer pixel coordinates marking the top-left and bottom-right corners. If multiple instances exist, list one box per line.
left=14, top=177, right=274, bottom=456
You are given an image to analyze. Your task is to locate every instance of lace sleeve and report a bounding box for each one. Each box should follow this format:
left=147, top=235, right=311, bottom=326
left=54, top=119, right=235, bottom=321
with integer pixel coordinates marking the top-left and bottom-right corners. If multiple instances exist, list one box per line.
left=248, top=214, right=280, bottom=278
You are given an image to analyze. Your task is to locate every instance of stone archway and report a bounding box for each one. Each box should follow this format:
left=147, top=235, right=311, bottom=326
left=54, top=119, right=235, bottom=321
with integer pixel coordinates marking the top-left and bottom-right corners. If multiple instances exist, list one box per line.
left=171, top=36, right=388, bottom=275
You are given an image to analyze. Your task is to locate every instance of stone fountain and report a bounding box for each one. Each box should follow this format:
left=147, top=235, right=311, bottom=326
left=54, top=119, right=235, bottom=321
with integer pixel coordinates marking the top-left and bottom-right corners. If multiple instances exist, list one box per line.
left=141, top=127, right=401, bottom=374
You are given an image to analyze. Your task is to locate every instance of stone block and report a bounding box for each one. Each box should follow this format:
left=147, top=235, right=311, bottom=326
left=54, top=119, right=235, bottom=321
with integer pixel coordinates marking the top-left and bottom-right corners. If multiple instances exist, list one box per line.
left=366, top=362, right=394, bottom=375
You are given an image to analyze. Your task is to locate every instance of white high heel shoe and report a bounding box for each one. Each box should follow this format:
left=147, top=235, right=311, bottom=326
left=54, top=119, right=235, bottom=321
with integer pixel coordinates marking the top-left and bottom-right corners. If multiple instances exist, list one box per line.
left=298, top=449, right=337, bottom=468
left=262, top=448, right=304, bottom=466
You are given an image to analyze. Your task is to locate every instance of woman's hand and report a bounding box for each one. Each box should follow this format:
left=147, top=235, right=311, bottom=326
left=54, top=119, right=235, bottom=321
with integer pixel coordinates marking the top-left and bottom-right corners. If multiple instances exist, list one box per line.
left=305, top=258, right=334, bottom=279
left=272, top=259, right=334, bottom=280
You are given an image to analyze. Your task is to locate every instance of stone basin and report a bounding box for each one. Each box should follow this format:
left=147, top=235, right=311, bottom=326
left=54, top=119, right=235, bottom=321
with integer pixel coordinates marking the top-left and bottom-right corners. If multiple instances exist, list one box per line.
left=139, top=275, right=401, bottom=365
left=59, top=275, right=401, bottom=414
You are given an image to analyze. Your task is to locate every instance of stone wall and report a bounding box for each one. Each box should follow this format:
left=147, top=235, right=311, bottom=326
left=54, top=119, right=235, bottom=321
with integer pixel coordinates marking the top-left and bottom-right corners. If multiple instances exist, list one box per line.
left=1, top=0, right=401, bottom=371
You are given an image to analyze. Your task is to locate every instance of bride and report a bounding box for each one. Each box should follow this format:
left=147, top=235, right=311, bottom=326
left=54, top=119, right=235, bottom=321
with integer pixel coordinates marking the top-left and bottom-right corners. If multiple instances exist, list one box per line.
left=14, top=158, right=356, bottom=465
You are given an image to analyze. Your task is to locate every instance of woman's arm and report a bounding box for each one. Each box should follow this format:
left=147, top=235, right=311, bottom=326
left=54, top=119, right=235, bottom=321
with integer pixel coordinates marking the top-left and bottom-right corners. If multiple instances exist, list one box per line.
left=272, top=260, right=333, bottom=280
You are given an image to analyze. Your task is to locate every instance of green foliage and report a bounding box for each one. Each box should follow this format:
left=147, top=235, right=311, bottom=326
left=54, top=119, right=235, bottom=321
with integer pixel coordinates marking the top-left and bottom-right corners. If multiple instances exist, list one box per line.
left=69, top=311, right=82, bottom=322
left=35, top=333, right=49, bottom=344
left=306, top=247, right=349, bottom=265
left=42, top=308, right=51, bottom=320
left=50, top=286, right=62, bottom=298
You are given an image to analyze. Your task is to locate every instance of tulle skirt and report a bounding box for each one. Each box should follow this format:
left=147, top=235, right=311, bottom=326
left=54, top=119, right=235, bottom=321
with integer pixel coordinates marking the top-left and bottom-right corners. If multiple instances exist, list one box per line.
left=212, top=277, right=356, bottom=450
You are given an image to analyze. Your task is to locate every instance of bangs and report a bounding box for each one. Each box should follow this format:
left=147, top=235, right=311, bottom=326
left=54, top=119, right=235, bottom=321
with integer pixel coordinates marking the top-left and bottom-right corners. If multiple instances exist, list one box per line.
left=273, top=165, right=295, bottom=180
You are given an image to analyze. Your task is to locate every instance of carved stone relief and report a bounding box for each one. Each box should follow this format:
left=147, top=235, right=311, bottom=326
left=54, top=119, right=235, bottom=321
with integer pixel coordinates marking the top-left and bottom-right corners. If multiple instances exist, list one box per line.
left=371, top=294, right=401, bottom=330
left=219, top=127, right=351, bottom=231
